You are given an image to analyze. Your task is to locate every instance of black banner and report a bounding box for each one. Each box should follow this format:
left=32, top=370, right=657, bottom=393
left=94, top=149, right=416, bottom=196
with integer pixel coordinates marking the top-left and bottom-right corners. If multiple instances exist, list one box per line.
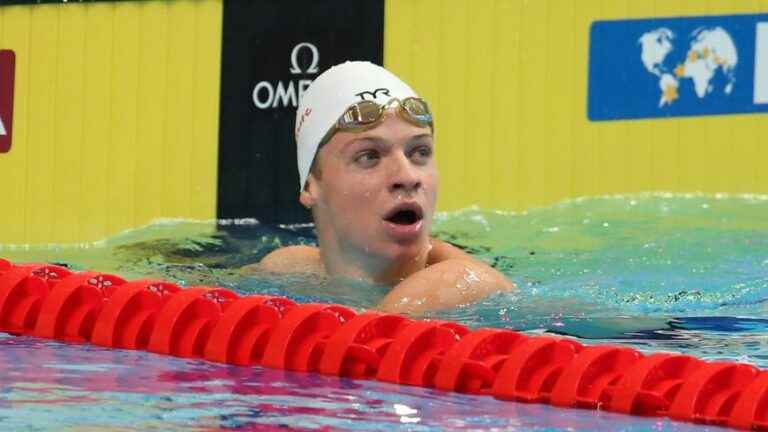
left=217, top=0, right=385, bottom=229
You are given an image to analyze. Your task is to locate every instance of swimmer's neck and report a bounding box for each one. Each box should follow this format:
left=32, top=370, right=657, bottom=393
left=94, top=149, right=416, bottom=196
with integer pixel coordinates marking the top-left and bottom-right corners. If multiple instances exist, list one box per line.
left=318, top=238, right=431, bottom=286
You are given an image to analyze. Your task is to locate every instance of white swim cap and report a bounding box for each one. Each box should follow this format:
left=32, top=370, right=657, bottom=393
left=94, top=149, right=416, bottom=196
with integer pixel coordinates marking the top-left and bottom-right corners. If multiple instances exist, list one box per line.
left=295, top=61, right=419, bottom=189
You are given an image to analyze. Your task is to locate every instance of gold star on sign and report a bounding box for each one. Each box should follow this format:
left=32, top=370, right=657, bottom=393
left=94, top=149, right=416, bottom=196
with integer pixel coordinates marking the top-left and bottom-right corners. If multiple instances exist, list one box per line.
left=674, top=64, right=686, bottom=77
left=687, top=50, right=698, bottom=62
left=663, top=84, right=679, bottom=104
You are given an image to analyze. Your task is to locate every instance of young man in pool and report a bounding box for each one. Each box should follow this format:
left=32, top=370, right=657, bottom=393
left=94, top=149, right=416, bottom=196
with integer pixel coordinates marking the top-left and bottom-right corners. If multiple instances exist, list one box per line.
left=244, top=61, right=514, bottom=314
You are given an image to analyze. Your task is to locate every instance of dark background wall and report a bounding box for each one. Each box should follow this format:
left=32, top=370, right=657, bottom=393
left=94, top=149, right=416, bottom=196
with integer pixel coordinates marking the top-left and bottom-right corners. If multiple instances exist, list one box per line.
left=217, top=0, right=385, bottom=227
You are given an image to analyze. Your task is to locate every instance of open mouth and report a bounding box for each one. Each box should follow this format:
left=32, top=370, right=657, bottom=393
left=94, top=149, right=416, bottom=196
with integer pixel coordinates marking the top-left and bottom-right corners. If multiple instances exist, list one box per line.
left=384, top=204, right=424, bottom=226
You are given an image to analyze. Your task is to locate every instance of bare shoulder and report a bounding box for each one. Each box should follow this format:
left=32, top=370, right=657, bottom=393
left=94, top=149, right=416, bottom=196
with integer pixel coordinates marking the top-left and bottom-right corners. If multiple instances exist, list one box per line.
left=378, top=240, right=516, bottom=314
left=240, top=245, right=324, bottom=275
left=427, top=237, right=474, bottom=263
left=427, top=239, right=510, bottom=287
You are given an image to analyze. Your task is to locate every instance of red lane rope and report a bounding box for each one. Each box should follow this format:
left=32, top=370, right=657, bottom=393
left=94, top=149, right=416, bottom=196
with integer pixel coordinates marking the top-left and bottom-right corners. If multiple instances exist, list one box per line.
left=0, top=259, right=766, bottom=430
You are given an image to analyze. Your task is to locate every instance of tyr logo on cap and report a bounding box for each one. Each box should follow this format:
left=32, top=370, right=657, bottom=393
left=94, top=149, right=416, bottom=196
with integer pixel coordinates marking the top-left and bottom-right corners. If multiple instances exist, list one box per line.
left=0, top=50, right=15, bottom=154
left=355, top=88, right=391, bottom=101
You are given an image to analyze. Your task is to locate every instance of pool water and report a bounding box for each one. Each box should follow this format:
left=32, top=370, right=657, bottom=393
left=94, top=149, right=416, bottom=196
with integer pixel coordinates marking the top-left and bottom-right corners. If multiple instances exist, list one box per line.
left=1, top=193, right=766, bottom=430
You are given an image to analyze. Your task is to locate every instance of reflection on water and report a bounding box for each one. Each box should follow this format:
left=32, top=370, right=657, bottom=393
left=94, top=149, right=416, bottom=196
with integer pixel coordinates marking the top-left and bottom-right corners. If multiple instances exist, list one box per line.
left=0, top=193, right=766, bottom=430
left=0, top=333, right=719, bottom=431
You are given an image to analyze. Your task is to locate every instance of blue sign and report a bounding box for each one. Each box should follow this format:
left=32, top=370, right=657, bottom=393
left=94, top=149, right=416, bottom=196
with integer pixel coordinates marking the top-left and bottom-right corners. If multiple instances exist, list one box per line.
left=588, top=14, right=768, bottom=121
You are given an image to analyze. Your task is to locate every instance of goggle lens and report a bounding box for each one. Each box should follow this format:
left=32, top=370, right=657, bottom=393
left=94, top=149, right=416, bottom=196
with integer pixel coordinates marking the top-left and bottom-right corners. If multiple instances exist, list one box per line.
left=317, top=97, right=434, bottom=151
left=337, top=97, right=432, bottom=131
left=338, top=100, right=382, bottom=128
left=401, top=98, right=432, bottom=126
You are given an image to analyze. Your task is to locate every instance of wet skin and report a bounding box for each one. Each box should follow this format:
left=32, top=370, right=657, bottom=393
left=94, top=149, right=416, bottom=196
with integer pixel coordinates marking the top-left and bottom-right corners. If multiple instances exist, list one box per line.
left=245, top=112, right=514, bottom=314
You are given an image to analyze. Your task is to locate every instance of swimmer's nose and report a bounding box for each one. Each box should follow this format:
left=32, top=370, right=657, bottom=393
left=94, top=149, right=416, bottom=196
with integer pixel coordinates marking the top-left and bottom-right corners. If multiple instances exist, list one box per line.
left=388, top=155, right=422, bottom=194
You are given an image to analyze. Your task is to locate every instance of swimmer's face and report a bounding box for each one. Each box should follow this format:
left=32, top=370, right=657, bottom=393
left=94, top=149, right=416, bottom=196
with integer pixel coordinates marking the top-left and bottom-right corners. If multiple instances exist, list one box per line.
left=301, top=112, right=437, bottom=262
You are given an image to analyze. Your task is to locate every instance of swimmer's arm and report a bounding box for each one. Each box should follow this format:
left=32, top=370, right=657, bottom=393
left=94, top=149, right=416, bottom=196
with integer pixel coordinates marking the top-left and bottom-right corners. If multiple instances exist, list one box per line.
left=239, top=245, right=323, bottom=275
left=376, top=255, right=515, bottom=315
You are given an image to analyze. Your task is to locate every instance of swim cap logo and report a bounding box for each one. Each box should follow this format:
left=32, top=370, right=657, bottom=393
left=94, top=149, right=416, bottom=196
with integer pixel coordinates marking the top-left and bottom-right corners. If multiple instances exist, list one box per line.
left=355, top=88, right=391, bottom=101
left=295, top=107, right=312, bottom=136
left=252, top=42, right=320, bottom=110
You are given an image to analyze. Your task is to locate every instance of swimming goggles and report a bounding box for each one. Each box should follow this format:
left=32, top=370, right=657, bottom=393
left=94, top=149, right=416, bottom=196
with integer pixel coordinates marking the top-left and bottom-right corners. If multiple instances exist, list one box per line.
left=318, top=97, right=433, bottom=148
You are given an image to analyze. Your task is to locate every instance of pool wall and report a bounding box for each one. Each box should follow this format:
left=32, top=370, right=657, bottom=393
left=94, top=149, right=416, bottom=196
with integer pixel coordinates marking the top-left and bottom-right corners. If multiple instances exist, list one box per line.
left=0, top=0, right=222, bottom=244
left=0, top=0, right=767, bottom=245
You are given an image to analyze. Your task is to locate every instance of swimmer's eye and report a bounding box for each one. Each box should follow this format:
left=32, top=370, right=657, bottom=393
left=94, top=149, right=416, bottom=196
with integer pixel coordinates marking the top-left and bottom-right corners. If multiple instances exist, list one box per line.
left=354, top=150, right=380, bottom=168
left=409, top=145, right=433, bottom=164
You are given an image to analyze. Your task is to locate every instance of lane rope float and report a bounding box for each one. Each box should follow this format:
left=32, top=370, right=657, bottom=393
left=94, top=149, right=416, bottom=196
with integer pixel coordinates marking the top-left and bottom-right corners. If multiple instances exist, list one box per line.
left=0, top=258, right=765, bottom=430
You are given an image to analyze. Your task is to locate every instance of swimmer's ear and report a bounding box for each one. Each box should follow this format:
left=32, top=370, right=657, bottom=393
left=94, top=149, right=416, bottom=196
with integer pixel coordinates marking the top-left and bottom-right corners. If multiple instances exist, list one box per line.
left=299, top=174, right=319, bottom=209
left=299, top=190, right=314, bottom=209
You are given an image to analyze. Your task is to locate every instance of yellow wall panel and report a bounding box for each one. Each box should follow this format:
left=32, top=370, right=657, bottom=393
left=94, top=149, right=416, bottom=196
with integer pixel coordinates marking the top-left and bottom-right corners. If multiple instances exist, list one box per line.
left=543, top=0, right=575, bottom=205
left=191, top=0, right=222, bottom=220
left=0, top=0, right=221, bottom=245
left=134, top=1, right=169, bottom=229
left=410, top=0, right=440, bottom=102
left=570, top=0, right=600, bottom=199
left=53, top=6, right=86, bottom=243
left=0, top=7, right=31, bottom=242
left=465, top=3, right=494, bottom=209
left=384, top=0, right=414, bottom=80
left=437, top=1, right=470, bottom=210
left=108, top=2, right=140, bottom=238
left=25, top=5, right=59, bottom=244
left=80, top=2, right=114, bottom=242
left=385, top=0, right=768, bottom=212
left=517, top=0, right=548, bottom=209
left=489, top=0, right=522, bottom=208
left=163, top=0, right=196, bottom=219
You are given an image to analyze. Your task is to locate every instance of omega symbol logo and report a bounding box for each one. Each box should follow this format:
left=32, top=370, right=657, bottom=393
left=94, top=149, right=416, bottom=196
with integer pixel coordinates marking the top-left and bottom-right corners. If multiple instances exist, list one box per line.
left=289, top=42, right=319, bottom=75
left=252, top=42, right=320, bottom=109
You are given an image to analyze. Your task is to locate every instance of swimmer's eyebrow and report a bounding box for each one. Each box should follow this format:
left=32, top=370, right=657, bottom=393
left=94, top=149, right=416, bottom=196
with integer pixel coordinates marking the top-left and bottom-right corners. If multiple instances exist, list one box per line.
left=407, top=133, right=434, bottom=145
left=344, top=133, right=433, bottom=152
left=341, top=136, right=387, bottom=154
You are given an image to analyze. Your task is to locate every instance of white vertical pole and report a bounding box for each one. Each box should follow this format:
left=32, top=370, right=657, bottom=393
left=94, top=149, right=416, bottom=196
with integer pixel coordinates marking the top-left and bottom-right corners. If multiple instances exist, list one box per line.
left=754, top=22, right=768, bottom=104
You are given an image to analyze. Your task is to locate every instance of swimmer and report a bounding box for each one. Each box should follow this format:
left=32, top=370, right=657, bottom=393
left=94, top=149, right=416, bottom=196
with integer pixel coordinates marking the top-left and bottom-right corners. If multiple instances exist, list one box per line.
left=241, top=61, right=514, bottom=314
